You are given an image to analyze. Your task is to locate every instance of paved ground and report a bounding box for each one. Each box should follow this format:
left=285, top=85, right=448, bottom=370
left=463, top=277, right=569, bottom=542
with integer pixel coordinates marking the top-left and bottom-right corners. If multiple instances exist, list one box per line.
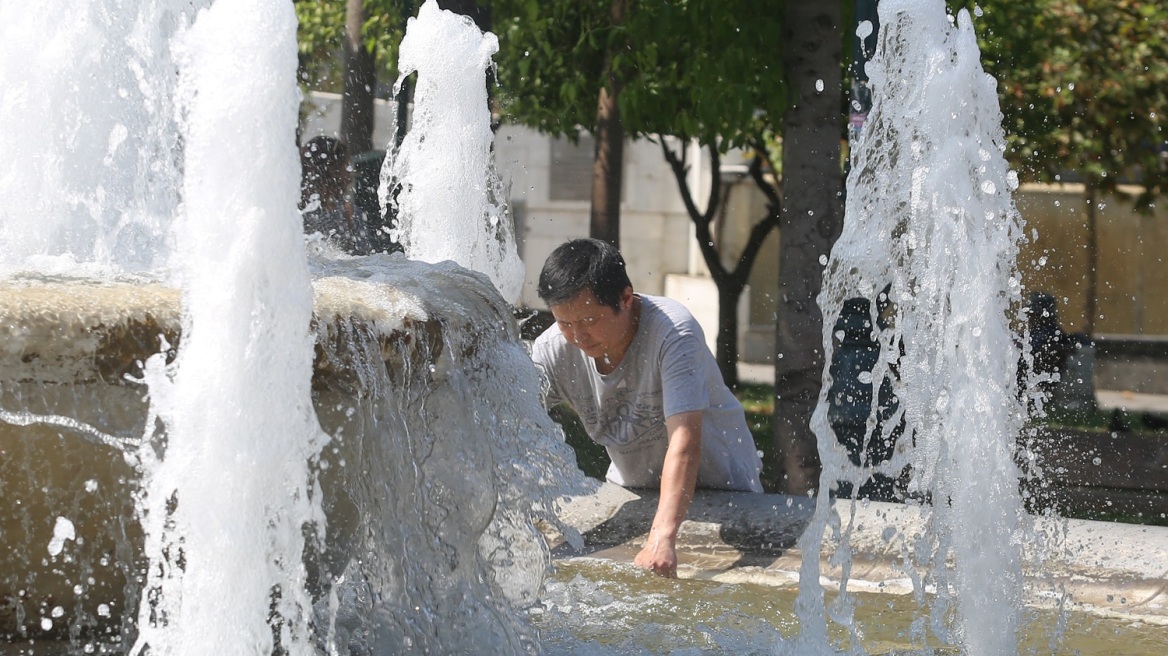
left=739, top=361, right=1168, bottom=414
left=1096, top=388, right=1168, bottom=413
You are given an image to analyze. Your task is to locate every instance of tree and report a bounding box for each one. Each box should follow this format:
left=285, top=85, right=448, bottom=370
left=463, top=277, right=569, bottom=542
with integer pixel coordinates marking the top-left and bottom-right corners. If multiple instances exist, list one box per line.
left=773, top=2, right=844, bottom=495
left=659, top=143, right=781, bottom=389
left=295, top=0, right=408, bottom=93
left=493, top=0, right=638, bottom=245
left=496, top=0, right=788, bottom=383
left=638, top=0, right=787, bottom=389
left=342, top=0, right=377, bottom=154
left=962, top=0, right=1168, bottom=335
left=589, top=0, right=627, bottom=247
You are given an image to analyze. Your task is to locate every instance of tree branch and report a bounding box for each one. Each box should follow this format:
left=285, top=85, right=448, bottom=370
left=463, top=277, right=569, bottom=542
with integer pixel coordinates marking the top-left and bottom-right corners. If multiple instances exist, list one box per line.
left=747, top=138, right=782, bottom=214
left=659, top=137, right=725, bottom=283
left=728, top=149, right=782, bottom=288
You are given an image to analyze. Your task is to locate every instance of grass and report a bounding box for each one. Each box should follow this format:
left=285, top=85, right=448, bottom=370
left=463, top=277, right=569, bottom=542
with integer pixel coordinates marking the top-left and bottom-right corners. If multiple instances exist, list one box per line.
left=1043, top=404, right=1168, bottom=434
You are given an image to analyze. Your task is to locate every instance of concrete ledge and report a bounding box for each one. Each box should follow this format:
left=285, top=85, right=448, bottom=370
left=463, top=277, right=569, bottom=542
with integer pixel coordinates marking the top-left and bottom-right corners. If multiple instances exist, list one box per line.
left=0, top=263, right=520, bottom=640
left=548, top=483, right=1168, bottom=624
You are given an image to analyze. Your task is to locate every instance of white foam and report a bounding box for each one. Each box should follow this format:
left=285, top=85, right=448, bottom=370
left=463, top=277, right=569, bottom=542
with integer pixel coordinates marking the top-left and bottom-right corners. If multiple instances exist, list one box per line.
left=131, top=1, right=326, bottom=654
left=379, top=0, right=525, bottom=303
left=800, top=1, right=1030, bottom=653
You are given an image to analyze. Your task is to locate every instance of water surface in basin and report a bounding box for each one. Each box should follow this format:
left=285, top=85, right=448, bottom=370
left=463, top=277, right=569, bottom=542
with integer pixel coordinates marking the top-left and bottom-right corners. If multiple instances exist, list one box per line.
left=533, top=560, right=1168, bottom=655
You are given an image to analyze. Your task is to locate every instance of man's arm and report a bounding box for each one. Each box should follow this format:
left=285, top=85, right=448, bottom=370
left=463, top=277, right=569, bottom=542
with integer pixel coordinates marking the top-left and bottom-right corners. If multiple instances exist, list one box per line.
left=634, top=410, right=702, bottom=578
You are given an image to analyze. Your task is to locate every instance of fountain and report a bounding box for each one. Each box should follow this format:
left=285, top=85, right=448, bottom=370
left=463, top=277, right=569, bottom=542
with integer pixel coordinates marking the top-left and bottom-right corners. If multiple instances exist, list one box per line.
left=1, top=0, right=587, bottom=653
left=2, top=0, right=1167, bottom=654
left=532, top=0, right=1166, bottom=654
left=802, top=1, right=1030, bottom=653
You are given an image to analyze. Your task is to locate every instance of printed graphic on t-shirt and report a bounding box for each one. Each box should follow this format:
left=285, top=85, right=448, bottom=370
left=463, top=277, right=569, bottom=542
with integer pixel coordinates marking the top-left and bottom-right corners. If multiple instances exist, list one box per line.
left=577, top=387, right=664, bottom=447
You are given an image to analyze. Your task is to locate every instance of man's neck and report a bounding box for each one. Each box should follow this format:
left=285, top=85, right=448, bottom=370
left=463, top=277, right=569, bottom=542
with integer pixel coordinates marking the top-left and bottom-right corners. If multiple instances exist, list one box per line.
left=595, top=295, right=641, bottom=375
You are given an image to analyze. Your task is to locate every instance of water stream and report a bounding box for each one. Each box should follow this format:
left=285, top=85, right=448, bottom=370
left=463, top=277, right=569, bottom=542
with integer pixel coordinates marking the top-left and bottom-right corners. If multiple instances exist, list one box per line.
left=0, top=0, right=1154, bottom=654
left=802, top=1, right=1037, bottom=653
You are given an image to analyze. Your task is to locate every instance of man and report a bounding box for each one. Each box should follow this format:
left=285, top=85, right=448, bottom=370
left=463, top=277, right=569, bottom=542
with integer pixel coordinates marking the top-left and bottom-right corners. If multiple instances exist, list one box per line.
left=532, top=239, right=763, bottom=578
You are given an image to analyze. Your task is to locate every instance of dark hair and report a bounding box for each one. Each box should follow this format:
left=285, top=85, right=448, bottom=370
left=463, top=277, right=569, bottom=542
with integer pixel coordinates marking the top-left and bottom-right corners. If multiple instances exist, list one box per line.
left=538, top=238, right=632, bottom=311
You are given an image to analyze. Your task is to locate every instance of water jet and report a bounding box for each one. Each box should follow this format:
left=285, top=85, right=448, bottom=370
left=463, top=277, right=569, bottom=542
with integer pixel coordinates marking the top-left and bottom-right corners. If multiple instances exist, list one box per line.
left=2, top=0, right=1166, bottom=655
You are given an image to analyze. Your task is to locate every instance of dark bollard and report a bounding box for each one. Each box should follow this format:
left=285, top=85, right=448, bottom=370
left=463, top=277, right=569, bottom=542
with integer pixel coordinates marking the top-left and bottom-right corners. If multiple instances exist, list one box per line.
left=827, top=297, right=904, bottom=501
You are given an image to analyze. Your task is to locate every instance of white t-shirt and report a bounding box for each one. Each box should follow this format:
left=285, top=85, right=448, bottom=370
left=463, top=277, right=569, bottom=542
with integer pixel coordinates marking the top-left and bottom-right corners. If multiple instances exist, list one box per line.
left=532, top=294, right=763, bottom=492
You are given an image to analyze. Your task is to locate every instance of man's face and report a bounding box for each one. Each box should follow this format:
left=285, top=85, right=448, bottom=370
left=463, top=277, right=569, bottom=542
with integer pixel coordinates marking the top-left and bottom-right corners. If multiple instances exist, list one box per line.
left=549, top=287, right=635, bottom=361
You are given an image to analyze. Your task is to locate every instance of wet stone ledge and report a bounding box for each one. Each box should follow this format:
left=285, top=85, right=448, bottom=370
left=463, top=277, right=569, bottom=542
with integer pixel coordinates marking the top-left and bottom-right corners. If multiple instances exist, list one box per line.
left=546, top=482, right=1168, bottom=625
left=0, top=276, right=506, bottom=642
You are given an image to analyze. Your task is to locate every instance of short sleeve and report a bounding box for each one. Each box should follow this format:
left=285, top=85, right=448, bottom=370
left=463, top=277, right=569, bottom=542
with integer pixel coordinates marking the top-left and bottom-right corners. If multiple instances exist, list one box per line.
left=531, top=334, right=564, bottom=409
left=659, top=330, right=711, bottom=418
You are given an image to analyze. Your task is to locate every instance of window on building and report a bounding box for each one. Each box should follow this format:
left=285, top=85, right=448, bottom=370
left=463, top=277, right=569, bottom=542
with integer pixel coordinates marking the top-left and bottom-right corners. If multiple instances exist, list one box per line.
left=549, top=134, right=596, bottom=202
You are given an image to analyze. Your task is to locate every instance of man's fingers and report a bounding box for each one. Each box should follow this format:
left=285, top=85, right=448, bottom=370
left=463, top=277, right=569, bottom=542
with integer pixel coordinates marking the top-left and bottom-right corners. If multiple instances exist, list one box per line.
left=652, top=562, right=677, bottom=578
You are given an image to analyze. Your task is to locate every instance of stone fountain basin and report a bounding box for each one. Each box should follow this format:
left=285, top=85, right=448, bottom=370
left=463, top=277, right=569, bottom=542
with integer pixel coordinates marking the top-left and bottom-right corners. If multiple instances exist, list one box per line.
left=544, top=482, right=1168, bottom=625
left=0, top=273, right=501, bottom=641
left=3, top=275, right=1165, bottom=644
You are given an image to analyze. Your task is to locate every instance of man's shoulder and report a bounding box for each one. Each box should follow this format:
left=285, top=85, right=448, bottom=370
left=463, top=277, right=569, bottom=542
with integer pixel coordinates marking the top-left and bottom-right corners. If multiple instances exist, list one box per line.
left=639, top=295, right=703, bottom=337
left=531, top=323, right=570, bottom=361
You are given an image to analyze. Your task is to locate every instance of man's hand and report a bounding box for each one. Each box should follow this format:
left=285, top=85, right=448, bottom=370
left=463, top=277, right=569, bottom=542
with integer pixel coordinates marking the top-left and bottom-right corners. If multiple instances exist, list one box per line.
left=634, top=532, right=678, bottom=578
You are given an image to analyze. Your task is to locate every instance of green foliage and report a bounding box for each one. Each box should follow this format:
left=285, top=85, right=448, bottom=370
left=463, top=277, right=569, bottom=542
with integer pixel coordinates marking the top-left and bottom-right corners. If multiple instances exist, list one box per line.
left=294, top=0, right=409, bottom=91
left=493, top=0, right=787, bottom=150
left=956, top=0, right=1168, bottom=203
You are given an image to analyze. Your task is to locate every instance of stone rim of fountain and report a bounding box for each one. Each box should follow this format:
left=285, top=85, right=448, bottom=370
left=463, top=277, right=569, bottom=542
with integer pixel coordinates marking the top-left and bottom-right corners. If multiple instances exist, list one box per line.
left=545, top=482, right=1168, bottom=626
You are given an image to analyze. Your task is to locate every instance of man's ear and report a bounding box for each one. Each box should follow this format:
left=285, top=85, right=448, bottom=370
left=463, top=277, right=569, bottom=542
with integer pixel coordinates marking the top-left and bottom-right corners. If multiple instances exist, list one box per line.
left=619, top=286, right=634, bottom=311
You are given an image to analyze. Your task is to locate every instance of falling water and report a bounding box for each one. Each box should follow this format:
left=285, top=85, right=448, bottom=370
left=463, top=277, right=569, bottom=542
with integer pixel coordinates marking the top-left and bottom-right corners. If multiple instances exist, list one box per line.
left=799, top=1, right=1030, bottom=653
left=379, top=0, right=525, bottom=303
left=130, top=1, right=327, bottom=654
left=0, top=0, right=195, bottom=277
left=1, top=0, right=590, bottom=652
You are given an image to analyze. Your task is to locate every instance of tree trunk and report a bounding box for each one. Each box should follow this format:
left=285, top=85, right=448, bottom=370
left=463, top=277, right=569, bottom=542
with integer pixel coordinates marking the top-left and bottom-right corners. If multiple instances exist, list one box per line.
left=341, top=0, right=376, bottom=156
left=716, top=284, right=742, bottom=388
left=590, top=86, right=624, bottom=247
left=590, top=0, right=626, bottom=247
left=773, top=1, right=844, bottom=495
